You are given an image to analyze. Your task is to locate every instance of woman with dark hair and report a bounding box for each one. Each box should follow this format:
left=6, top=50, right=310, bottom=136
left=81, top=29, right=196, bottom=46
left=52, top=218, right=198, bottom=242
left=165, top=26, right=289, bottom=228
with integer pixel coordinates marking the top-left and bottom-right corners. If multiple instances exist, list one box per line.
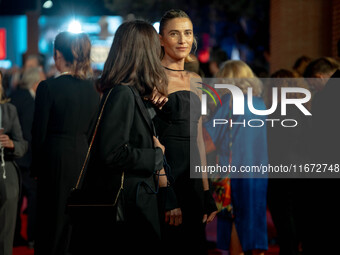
left=292, top=55, right=312, bottom=77
left=31, top=31, right=100, bottom=255
left=0, top=70, right=27, bottom=255
left=153, top=9, right=218, bottom=255
left=69, top=20, right=169, bottom=255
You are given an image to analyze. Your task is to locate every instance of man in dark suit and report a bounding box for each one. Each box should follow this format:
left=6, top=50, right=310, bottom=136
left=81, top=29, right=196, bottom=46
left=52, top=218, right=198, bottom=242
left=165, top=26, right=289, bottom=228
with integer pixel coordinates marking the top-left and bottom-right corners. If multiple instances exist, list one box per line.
left=10, top=67, right=45, bottom=248
left=303, top=57, right=340, bottom=254
left=304, top=57, right=340, bottom=162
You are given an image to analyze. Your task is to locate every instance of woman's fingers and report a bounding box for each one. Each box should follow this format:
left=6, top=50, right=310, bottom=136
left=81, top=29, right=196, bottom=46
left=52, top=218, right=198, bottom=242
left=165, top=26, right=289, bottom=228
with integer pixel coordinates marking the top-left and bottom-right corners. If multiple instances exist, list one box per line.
left=206, top=211, right=218, bottom=224
left=165, top=211, right=170, bottom=223
left=150, top=89, right=168, bottom=109
left=169, top=212, right=175, bottom=225
left=165, top=208, right=182, bottom=226
left=0, top=135, right=14, bottom=149
left=0, top=135, right=9, bottom=144
left=153, top=136, right=165, bottom=154
left=152, top=94, right=160, bottom=104
left=202, top=214, right=208, bottom=223
left=174, top=209, right=182, bottom=226
left=156, top=97, right=168, bottom=109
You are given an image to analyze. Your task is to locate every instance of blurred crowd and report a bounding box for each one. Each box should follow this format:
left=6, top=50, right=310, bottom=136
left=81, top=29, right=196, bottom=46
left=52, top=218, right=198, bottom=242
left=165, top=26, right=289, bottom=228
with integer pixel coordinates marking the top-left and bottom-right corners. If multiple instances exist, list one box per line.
left=1, top=28, right=340, bottom=255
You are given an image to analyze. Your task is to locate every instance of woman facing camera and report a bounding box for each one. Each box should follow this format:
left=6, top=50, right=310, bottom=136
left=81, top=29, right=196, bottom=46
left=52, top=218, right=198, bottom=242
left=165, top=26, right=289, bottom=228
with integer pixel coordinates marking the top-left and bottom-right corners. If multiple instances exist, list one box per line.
left=153, top=9, right=217, bottom=255
left=69, top=20, right=169, bottom=255
left=204, top=60, right=268, bottom=255
left=31, top=32, right=100, bottom=255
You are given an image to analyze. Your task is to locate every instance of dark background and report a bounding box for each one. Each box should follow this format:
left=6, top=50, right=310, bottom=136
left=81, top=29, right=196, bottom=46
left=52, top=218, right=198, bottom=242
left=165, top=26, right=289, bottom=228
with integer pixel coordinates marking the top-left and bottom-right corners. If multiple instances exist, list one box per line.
left=0, top=0, right=270, bottom=74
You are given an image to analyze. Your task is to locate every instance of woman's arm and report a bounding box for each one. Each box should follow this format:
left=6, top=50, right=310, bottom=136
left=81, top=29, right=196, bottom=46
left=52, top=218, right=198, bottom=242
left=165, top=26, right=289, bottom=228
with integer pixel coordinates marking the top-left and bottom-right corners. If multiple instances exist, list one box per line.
left=1, top=104, right=27, bottom=158
left=192, top=73, right=218, bottom=223
left=190, top=73, right=210, bottom=191
left=197, top=116, right=209, bottom=190
left=198, top=116, right=218, bottom=223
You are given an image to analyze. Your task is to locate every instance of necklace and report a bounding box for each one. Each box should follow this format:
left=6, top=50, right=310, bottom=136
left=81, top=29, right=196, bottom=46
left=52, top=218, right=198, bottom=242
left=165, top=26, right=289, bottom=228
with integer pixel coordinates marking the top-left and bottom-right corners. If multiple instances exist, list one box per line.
left=162, top=66, right=185, bottom=72
left=60, top=71, right=71, bottom=75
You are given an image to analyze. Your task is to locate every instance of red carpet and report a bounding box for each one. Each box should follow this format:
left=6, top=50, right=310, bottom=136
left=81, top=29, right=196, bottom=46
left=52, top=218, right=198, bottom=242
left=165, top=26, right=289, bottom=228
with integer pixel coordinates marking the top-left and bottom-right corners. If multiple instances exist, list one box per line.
left=13, top=206, right=279, bottom=255
left=13, top=246, right=34, bottom=255
left=13, top=213, right=34, bottom=255
left=205, top=209, right=279, bottom=255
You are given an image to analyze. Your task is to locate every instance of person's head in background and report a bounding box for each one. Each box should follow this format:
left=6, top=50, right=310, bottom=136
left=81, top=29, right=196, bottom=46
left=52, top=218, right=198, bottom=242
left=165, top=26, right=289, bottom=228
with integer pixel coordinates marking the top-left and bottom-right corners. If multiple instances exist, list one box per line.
left=20, top=67, right=46, bottom=94
left=97, top=20, right=168, bottom=97
left=11, top=55, right=44, bottom=93
left=293, top=55, right=312, bottom=77
left=23, top=54, right=45, bottom=71
left=53, top=31, right=93, bottom=79
left=216, top=60, right=262, bottom=97
left=184, top=54, right=204, bottom=77
left=268, top=69, right=311, bottom=111
left=209, top=46, right=228, bottom=77
left=0, top=70, right=10, bottom=104
left=303, top=57, right=340, bottom=92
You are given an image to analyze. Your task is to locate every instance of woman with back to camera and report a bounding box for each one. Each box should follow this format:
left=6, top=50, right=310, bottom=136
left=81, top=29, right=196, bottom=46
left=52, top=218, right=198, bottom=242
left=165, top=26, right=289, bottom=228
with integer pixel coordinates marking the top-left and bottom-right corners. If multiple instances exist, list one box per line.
left=204, top=60, right=268, bottom=255
left=31, top=31, right=100, bottom=255
left=69, top=20, right=171, bottom=255
left=152, top=9, right=218, bottom=255
left=0, top=70, right=27, bottom=255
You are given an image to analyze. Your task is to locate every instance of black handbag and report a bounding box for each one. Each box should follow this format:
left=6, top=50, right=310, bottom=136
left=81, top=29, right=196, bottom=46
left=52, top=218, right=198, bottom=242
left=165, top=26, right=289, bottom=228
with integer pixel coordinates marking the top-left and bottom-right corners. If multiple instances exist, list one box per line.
left=66, top=88, right=125, bottom=224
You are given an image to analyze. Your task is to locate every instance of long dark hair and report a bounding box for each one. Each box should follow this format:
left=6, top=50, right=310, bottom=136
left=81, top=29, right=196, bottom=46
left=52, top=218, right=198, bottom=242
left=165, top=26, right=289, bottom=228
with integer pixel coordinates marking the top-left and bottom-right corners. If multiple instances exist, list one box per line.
left=54, top=31, right=93, bottom=79
left=97, top=20, right=168, bottom=97
left=159, top=9, right=197, bottom=62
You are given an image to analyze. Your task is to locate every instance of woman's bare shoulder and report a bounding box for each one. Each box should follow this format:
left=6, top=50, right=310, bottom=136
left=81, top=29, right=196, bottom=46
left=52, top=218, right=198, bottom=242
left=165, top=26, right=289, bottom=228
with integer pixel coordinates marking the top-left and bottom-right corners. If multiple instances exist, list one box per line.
left=186, top=71, right=202, bottom=97
left=188, top=71, right=202, bottom=80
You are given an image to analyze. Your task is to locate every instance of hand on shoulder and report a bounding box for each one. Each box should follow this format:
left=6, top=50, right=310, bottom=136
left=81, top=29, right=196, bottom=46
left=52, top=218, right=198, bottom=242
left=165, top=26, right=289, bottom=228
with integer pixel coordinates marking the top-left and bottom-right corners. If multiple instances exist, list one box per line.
left=146, top=87, right=168, bottom=109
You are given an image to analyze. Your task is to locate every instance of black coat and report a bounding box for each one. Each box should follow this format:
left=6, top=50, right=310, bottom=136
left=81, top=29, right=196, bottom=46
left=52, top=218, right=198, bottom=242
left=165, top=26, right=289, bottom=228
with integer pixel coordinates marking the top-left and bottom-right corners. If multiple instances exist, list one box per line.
left=75, top=84, right=163, bottom=254
left=31, top=75, right=100, bottom=255
left=311, top=69, right=340, bottom=163
left=302, top=69, right=340, bottom=254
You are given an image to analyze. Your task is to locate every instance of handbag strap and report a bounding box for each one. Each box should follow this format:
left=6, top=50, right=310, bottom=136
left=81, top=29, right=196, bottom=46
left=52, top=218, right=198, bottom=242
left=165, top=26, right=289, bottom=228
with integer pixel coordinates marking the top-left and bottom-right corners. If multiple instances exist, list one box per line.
left=128, top=86, right=157, bottom=136
left=74, top=88, right=114, bottom=189
left=128, top=85, right=174, bottom=189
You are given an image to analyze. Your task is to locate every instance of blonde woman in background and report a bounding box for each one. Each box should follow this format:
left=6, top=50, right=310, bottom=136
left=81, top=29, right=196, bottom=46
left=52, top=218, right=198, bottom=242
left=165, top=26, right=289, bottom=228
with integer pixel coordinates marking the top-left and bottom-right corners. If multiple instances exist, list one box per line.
left=204, top=60, right=268, bottom=255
